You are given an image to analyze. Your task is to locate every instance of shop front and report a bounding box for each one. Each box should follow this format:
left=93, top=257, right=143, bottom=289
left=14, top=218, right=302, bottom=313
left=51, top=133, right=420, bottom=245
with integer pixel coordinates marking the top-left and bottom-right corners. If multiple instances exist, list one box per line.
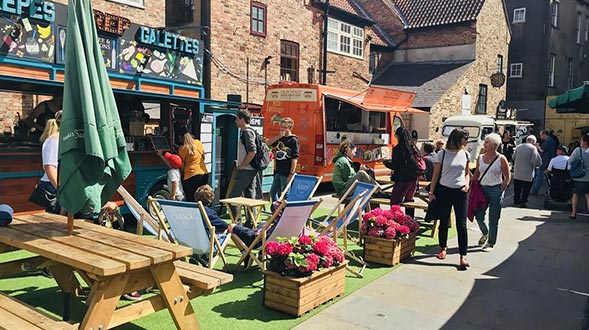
left=0, top=0, right=239, bottom=212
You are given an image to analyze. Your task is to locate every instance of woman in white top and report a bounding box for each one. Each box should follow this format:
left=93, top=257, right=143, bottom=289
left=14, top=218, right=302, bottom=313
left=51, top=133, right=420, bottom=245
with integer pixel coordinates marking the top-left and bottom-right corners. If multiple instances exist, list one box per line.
left=429, top=128, right=471, bottom=268
left=39, top=116, right=61, bottom=213
left=473, top=133, right=511, bottom=251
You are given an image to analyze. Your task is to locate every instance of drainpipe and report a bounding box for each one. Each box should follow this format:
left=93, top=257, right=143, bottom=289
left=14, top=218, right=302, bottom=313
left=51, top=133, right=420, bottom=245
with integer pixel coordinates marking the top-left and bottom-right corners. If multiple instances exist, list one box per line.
left=201, top=0, right=211, bottom=98
left=322, top=0, right=330, bottom=85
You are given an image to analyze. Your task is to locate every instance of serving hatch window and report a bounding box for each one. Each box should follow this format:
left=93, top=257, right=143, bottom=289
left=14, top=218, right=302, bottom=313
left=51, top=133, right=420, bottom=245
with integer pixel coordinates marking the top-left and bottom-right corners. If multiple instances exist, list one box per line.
left=442, top=126, right=480, bottom=140
left=324, top=97, right=387, bottom=133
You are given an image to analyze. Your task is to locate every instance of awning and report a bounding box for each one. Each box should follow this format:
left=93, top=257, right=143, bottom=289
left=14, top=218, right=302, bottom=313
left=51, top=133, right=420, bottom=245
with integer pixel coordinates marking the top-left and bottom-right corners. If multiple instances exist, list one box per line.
left=322, top=87, right=427, bottom=114
left=549, top=84, right=589, bottom=113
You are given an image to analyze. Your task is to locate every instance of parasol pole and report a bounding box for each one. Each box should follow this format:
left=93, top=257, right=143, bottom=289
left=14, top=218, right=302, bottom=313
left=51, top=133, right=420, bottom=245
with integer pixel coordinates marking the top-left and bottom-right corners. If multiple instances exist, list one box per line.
left=67, top=212, right=74, bottom=234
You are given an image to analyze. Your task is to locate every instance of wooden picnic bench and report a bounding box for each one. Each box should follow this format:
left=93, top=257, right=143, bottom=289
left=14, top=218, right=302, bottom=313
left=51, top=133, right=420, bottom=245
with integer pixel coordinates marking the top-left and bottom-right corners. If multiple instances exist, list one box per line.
left=0, top=212, right=233, bottom=330
left=0, top=293, right=75, bottom=330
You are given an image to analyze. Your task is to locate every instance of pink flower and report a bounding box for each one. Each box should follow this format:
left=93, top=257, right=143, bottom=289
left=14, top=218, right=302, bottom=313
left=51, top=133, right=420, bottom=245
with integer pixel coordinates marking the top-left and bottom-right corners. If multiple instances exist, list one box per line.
left=322, top=255, right=334, bottom=268
left=375, top=215, right=388, bottom=227
left=332, top=249, right=344, bottom=263
left=397, top=225, right=410, bottom=235
left=312, top=241, right=330, bottom=255
left=306, top=253, right=320, bottom=271
left=265, top=241, right=280, bottom=255
left=405, top=217, right=419, bottom=232
left=368, top=227, right=384, bottom=238
left=277, top=243, right=293, bottom=256
left=298, top=235, right=313, bottom=245
left=390, top=205, right=402, bottom=213
left=384, top=226, right=397, bottom=239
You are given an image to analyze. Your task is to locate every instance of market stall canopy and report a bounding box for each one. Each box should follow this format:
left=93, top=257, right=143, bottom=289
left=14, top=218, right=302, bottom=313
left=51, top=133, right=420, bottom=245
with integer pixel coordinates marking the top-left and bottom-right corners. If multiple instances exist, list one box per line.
left=549, top=84, right=589, bottom=113
left=323, top=86, right=426, bottom=114
left=58, top=0, right=131, bottom=215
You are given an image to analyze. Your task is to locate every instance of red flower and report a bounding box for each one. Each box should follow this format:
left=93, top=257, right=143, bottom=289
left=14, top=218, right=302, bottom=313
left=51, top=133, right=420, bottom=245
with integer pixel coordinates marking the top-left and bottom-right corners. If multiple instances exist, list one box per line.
left=265, top=241, right=280, bottom=255
left=322, top=255, right=334, bottom=268
left=277, top=243, right=293, bottom=256
left=384, top=226, right=397, bottom=239
left=390, top=205, right=402, bottom=213
left=306, top=253, right=320, bottom=271
left=398, top=225, right=410, bottom=235
left=375, top=215, right=388, bottom=227
left=298, top=235, right=313, bottom=245
left=312, top=240, right=329, bottom=255
left=332, top=249, right=344, bottom=263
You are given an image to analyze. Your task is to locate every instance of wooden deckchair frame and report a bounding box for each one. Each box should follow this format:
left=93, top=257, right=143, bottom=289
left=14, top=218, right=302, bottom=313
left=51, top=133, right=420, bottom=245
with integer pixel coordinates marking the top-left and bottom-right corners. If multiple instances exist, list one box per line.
left=117, top=186, right=173, bottom=242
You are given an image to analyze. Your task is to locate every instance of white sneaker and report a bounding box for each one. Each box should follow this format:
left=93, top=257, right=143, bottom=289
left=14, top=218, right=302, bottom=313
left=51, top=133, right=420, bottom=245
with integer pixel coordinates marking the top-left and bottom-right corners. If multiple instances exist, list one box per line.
left=478, top=235, right=488, bottom=247
left=482, top=243, right=494, bottom=252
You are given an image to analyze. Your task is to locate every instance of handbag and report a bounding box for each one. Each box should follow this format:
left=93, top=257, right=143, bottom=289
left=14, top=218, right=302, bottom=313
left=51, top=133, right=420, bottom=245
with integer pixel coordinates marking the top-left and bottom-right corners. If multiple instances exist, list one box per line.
left=28, top=182, right=57, bottom=208
left=467, top=155, right=498, bottom=221
left=570, top=148, right=585, bottom=179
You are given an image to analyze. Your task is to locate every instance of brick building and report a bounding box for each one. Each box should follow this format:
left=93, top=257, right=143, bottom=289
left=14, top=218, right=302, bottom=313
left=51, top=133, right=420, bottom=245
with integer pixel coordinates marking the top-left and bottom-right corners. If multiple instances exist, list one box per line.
left=364, top=0, right=511, bottom=139
left=0, top=0, right=166, bottom=133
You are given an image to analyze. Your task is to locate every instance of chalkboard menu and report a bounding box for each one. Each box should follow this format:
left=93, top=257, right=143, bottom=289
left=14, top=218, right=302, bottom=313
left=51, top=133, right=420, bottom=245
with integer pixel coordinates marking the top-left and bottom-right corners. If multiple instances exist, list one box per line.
left=55, top=27, right=118, bottom=70
left=0, top=16, right=55, bottom=63
left=150, top=136, right=170, bottom=151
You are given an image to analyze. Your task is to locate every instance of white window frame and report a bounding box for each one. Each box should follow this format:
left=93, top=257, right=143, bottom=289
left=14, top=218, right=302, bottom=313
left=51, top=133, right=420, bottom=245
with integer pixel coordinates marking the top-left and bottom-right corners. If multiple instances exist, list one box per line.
left=513, top=8, right=526, bottom=23
left=548, top=55, right=556, bottom=87
left=107, top=0, right=144, bottom=9
left=510, top=63, right=523, bottom=78
left=577, top=12, right=582, bottom=44
left=551, top=0, right=559, bottom=27
left=327, top=18, right=364, bottom=59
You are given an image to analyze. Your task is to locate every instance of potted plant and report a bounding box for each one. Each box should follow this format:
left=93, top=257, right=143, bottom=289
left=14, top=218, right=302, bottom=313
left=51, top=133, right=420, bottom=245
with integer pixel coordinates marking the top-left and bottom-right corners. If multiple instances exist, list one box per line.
left=262, top=235, right=348, bottom=316
left=362, top=206, right=420, bottom=266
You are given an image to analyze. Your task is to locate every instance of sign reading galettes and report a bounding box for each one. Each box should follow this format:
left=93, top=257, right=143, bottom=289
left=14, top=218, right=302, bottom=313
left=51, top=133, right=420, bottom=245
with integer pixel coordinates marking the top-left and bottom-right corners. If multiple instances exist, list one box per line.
left=138, top=26, right=200, bottom=56
left=0, top=0, right=56, bottom=23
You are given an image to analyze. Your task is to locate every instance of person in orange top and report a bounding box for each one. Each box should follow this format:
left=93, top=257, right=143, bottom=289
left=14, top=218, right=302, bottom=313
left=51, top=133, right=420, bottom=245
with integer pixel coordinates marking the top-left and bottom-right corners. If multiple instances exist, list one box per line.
left=178, top=132, right=208, bottom=202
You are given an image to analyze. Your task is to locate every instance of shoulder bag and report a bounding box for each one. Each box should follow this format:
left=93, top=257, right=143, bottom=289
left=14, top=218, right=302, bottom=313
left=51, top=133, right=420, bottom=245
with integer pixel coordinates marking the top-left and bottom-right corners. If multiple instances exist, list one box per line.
left=570, top=148, right=585, bottom=179
left=425, top=151, right=445, bottom=222
left=28, top=181, right=56, bottom=209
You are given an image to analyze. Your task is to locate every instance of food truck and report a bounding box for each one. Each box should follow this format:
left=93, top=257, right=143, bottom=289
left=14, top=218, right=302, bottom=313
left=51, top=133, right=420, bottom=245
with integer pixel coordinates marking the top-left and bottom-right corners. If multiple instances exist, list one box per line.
left=0, top=1, right=239, bottom=213
left=261, top=83, right=420, bottom=181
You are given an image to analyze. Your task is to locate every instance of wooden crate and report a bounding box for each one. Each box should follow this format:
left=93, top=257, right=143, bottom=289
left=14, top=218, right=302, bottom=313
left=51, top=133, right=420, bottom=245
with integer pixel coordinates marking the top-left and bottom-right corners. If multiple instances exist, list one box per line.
left=363, top=232, right=416, bottom=266
left=263, top=261, right=347, bottom=316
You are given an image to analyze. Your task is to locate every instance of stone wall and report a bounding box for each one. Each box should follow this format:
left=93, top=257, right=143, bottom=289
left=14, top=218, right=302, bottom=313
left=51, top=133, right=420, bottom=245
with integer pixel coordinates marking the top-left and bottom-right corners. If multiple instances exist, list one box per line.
left=0, top=0, right=166, bottom=133
left=208, top=0, right=373, bottom=104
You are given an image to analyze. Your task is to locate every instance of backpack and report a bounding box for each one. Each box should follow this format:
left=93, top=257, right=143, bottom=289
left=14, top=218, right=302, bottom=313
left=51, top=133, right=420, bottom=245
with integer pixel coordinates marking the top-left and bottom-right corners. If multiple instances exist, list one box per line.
left=570, top=147, right=585, bottom=179
left=241, top=127, right=270, bottom=170
left=411, top=146, right=426, bottom=176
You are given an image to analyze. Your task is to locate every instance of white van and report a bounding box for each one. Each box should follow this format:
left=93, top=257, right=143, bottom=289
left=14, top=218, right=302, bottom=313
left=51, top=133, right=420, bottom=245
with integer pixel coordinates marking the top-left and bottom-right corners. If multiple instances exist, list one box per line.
left=441, top=115, right=533, bottom=163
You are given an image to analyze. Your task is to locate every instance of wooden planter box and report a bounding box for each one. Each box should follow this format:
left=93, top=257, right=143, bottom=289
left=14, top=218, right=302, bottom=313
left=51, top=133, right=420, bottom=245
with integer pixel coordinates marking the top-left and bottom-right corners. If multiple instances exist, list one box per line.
left=263, top=261, right=347, bottom=316
left=363, top=232, right=417, bottom=266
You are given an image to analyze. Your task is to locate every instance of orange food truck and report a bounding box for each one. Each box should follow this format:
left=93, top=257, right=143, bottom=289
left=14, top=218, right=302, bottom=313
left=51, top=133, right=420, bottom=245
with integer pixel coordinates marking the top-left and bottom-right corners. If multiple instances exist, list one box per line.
left=261, top=83, right=419, bottom=181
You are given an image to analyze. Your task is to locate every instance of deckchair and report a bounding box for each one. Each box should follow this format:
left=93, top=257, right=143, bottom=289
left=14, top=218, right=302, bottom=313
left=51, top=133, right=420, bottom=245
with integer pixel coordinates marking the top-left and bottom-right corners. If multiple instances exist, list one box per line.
left=278, top=174, right=323, bottom=202
left=232, top=199, right=321, bottom=272
left=117, top=186, right=173, bottom=242
left=148, top=198, right=231, bottom=270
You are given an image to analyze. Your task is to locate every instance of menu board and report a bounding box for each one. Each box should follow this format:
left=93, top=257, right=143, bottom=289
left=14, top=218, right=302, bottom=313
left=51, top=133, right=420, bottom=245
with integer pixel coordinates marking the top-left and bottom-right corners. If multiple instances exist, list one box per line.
left=0, top=16, right=55, bottom=63
left=55, top=27, right=117, bottom=70
left=150, top=136, right=170, bottom=151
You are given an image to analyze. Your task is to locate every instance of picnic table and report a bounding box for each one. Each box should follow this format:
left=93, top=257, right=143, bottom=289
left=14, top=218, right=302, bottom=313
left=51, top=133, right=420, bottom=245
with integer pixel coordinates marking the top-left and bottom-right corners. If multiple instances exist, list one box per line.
left=0, top=212, right=230, bottom=330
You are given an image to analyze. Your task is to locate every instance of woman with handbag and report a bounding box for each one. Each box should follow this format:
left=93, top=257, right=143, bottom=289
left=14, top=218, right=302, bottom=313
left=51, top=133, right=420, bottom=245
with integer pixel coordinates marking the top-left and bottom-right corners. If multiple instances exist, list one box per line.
left=568, top=134, right=589, bottom=219
left=429, top=128, right=471, bottom=268
left=38, top=116, right=61, bottom=214
left=386, top=127, right=420, bottom=217
left=473, top=133, right=511, bottom=252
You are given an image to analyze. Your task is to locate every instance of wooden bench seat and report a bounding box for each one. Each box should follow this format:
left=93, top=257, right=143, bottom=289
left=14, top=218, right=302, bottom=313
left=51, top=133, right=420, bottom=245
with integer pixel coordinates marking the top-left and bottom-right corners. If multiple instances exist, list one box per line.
left=174, top=261, right=233, bottom=295
left=0, top=293, right=74, bottom=330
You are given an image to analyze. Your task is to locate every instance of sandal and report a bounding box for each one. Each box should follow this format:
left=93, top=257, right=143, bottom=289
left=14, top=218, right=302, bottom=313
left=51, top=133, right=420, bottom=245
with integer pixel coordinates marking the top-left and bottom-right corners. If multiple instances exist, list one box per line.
left=569, top=214, right=577, bottom=219
left=460, top=257, right=470, bottom=267
left=436, top=248, right=447, bottom=260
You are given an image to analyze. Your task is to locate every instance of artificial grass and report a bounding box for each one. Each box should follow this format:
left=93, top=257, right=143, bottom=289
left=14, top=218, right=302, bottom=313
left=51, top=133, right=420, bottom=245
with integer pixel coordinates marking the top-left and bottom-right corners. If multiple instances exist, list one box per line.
left=0, top=209, right=454, bottom=330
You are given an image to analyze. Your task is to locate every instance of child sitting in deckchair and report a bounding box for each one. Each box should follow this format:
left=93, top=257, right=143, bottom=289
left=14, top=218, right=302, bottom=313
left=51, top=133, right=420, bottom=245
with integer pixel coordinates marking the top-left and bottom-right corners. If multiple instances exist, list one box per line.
left=191, top=185, right=228, bottom=266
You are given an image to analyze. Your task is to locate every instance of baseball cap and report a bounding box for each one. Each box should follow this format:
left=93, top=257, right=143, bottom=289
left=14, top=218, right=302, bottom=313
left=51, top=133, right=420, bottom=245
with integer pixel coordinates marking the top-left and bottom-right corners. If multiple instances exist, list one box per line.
left=164, top=152, right=182, bottom=169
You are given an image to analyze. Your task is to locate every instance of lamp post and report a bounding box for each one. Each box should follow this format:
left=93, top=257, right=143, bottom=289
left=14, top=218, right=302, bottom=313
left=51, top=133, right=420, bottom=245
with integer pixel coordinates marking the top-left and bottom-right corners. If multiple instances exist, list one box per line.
left=263, top=56, right=272, bottom=90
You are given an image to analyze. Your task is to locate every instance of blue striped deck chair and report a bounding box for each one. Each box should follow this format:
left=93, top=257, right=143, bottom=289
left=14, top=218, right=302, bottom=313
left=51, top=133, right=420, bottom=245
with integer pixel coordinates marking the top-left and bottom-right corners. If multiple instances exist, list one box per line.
left=117, top=186, right=173, bottom=242
left=233, top=199, right=322, bottom=272
left=149, top=198, right=231, bottom=270
left=279, top=174, right=323, bottom=201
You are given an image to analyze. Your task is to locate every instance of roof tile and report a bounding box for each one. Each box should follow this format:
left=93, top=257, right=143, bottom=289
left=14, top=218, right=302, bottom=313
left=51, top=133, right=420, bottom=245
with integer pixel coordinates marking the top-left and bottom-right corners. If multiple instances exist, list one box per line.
left=393, top=0, right=484, bottom=29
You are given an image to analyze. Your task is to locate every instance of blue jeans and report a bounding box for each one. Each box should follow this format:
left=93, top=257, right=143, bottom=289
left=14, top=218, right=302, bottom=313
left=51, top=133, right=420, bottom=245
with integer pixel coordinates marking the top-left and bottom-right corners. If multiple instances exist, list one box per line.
left=269, top=173, right=289, bottom=202
left=531, top=167, right=545, bottom=194
left=475, top=184, right=504, bottom=245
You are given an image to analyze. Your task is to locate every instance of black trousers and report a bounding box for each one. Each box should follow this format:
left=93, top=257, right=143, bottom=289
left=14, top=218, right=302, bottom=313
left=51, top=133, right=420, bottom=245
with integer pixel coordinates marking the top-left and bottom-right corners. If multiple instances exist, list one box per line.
left=436, top=184, right=468, bottom=256
left=513, top=179, right=532, bottom=204
left=182, top=173, right=209, bottom=202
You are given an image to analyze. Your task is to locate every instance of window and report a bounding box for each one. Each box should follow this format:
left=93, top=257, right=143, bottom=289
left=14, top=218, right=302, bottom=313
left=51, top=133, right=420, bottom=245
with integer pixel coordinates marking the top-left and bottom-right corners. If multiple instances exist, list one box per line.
left=369, top=52, right=380, bottom=74
left=567, top=57, right=574, bottom=89
left=548, top=54, right=556, bottom=87
left=475, top=84, right=488, bottom=114
left=327, top=18, right=364, bottom=59
left=577, top=12, right=582, bottom=44
left=510, top=63, right=523, bottom=77
left=250, top=2, right=266, bottom=37
left=107, top=0, right=144, bottom=8
left=496, top=55, right=504, bottom=73
left=513, top=8, right=526, bottom=23
left=551, top=0, right=559, bottom=27
left=280, top=40, right=299, bottom=82
left=585, top=16, right=589, bottom=41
